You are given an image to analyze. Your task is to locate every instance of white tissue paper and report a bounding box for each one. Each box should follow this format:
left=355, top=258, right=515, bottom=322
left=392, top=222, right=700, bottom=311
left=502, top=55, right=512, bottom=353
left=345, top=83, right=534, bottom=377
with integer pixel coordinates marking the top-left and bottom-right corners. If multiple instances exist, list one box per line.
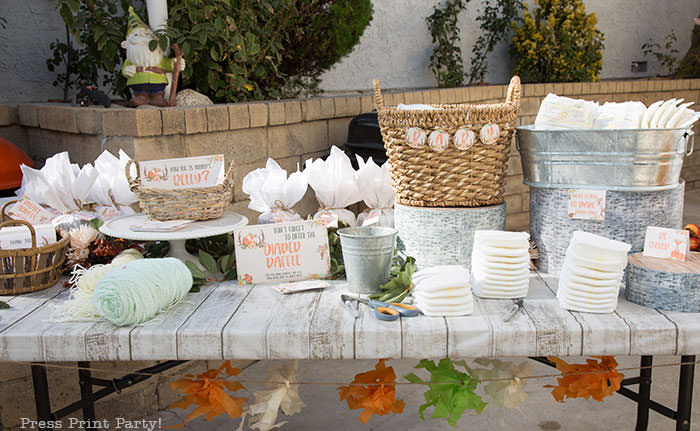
left=534, top=94, right=599, bottom=129
left=592, top=101, right=646, bottom=129
left=18, top=152, right=83, bottom=213
left=242, top=158, right=308, bottom=224
left=88, top=150, right=137, bottom=219
left=397, top=104, right=441, bottom=111
left=355, top=156, right=394, bottom=228
left=305, top=146, right=361, bottom=227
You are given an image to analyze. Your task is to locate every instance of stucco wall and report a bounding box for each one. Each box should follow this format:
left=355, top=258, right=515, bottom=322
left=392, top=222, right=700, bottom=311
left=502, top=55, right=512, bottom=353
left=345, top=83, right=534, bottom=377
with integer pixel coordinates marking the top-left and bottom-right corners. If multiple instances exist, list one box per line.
left=0, top=1, right=698, bottom=103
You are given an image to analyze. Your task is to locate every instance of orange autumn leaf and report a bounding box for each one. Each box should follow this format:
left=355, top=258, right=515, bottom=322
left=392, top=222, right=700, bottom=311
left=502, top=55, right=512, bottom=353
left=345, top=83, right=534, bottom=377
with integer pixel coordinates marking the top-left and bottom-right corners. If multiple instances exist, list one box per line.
left=545, top=356, right=624, bottom=402
left=166, top=361, right=246, bottom=429
left=337, top=359, right=405, bottom=424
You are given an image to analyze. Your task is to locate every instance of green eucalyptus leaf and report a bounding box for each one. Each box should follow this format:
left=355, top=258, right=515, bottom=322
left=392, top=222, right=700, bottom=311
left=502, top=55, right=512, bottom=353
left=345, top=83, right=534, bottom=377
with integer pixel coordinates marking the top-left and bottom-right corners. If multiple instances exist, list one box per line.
left=198, top=250, right=218, bottom=274
left=185, top=261, right=207, bottom=280
left=0, top=300, right=10, bottom=310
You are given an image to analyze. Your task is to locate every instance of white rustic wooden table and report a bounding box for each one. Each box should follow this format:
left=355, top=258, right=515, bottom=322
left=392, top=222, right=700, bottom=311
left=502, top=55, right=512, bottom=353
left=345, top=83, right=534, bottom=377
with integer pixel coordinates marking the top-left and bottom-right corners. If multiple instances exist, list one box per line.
left=1, top=271, right=699, bottom=362
left=1, top=271, right=698, bottom=431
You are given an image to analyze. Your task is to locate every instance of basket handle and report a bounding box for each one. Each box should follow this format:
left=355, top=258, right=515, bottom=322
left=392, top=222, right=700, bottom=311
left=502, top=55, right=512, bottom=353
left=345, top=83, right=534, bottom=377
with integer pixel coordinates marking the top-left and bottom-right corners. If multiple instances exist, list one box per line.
left=1, top=200, right=18, bottom=222
left=223, top=162, right=235, bottom=186
left=125, top=159, right=141, bottom=187
left=0, top=219, right=37, bottom=249
left=372, top=78, right=384, bottom=110
left=505, top=75, right=522, bottom=108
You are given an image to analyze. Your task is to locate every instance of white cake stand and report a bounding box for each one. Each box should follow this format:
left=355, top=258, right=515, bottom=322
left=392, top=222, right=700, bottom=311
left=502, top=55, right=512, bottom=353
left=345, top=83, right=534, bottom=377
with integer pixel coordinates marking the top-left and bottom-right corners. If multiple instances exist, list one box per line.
left=100, top=212, right=248, bottom=263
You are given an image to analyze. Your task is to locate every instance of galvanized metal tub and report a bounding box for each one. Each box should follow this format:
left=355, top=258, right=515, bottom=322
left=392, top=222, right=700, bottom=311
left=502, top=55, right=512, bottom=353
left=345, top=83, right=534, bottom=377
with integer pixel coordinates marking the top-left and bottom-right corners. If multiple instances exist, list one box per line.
left=516, top=125, right=694, bottom=191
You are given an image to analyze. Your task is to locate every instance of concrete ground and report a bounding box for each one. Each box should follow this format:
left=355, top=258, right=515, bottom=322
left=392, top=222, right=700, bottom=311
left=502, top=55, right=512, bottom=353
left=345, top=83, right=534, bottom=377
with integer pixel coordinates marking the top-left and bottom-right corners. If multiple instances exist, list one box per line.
left=143, top=189, right=700, bottom=431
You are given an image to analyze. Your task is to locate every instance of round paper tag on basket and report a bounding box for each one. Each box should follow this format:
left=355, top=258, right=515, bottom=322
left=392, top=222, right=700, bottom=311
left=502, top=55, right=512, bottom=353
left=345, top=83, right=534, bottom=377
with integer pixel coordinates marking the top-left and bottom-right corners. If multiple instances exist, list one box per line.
left=454, top=128, right=476, bottom=150
left=406, top=127, right=427, bottom=148
left=479, top=123, right=501, bottom=145
left=428, top=130, right=449, bottom=152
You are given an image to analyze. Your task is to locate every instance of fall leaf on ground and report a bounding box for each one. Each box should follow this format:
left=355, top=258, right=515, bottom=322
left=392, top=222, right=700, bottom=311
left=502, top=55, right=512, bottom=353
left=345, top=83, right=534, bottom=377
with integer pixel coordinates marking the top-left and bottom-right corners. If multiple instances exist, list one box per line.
left=404, top=358, right=487, bottom=428
left=166, top=361, right=247, bottom=429
left=469, top=358, right=531, bottom=411
left=545, top=356, right=624, bottom=402
left=337, top=359, right=405, bottom=423
left=244, top=360, right=305, bottom=431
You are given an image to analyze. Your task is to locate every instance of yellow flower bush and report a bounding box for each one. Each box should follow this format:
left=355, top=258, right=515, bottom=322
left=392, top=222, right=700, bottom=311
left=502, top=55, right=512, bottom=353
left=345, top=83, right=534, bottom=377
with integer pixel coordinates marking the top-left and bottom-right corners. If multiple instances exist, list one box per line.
left=510, top=0, right=604, bottom=82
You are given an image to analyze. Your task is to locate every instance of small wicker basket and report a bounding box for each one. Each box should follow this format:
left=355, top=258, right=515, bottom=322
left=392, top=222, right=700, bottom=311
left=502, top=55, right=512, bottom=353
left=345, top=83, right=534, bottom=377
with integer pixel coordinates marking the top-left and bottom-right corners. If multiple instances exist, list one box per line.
left=0, top=202, right=69, bottom=295
left=125, top=159, right=234, bottom=221
left=373, top=76, right=521, bottom=207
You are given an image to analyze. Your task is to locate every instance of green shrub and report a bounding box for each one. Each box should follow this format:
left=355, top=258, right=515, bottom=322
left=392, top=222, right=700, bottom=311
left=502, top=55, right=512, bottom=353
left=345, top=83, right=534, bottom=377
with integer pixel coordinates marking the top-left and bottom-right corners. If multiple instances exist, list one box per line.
left=676, top=16, right=700, bottom=78
left=642, top=30, right=679, bottom=76
left=510, top=0, right=604, bottom=83
left=426, top=0, right=469, bottom=88
left=162, top=0, right=373, bottom=102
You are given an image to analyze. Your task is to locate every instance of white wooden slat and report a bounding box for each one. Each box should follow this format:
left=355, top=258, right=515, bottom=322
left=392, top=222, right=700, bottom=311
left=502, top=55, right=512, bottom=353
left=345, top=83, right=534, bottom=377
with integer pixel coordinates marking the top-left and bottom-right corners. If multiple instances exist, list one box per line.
left=176, top=281, right=253, bottom=360
left=309, top=282, right=356, bottom=359
left=354, top=298, right=402, bottom=359
left=477, top=297, right=537, bottom=356
left=43, top=320, right=97, bottom=362
left=524, top=273, right=583, bottom=356
left=0, top=285, right=63, bottom=333
left=401, top=315, right=447, bottom=359
left=614, top=299, right=677, bottom=355
left=0, top=289, right=71, bottom=361
left=84, top=322, right=133, bottom=361
left=266, top=288, right=322, bottom=359
left=445, top=300, right=493, bottom=358
left=222, top=284, right=283, bottom=359
left=539, top=272, right=631, bottom=355
left=658, top=310, right=700, bottom=355
left=129, top=283, right=218, bottom=360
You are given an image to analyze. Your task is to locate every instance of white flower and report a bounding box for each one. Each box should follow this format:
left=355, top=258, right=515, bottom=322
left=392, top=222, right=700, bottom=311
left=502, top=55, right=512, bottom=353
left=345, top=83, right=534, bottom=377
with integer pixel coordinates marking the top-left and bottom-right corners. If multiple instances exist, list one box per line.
left=69, top=224, right=99, bottom=250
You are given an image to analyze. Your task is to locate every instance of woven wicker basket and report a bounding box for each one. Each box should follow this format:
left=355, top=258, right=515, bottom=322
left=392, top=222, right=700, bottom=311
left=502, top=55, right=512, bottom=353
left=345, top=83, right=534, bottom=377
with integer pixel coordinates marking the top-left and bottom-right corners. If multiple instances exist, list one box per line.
left=373, top=76, right=521, bottom=207
left=125, top=159, right=234, bottom=221
left=0, top=202, right=69, bottom=295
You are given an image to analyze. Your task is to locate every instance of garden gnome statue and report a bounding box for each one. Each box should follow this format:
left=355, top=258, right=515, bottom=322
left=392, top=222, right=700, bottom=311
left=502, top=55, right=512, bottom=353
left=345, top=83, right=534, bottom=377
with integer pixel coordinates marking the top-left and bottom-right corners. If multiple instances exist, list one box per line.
left=121, top=6, right=184, bottom=107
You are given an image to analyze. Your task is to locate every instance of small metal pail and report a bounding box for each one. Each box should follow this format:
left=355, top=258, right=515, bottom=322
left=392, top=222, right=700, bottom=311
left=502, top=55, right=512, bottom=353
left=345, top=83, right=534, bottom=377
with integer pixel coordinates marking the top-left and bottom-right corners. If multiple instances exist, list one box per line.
left=338, top=226, right=397, bottom=294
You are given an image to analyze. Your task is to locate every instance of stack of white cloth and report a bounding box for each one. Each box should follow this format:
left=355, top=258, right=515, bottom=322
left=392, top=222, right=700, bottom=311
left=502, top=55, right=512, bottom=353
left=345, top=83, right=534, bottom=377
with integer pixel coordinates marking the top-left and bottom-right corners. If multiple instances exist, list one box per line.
left=412, top=265, right=473, bottom=316
left=471, top=230, right=531, bottom=298
left=557, top=231, right=630, bottom=314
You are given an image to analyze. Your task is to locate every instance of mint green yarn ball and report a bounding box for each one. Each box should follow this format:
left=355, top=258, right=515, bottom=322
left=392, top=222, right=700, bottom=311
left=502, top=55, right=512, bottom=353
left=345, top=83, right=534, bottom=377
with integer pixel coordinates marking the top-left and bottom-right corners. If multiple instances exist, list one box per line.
left=93, top=257, right=193, bottom=326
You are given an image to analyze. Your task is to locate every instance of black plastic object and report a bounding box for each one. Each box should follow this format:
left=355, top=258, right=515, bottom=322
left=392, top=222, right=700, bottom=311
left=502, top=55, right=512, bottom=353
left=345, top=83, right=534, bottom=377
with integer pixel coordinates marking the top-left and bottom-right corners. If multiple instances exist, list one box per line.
left=344, top=112, right=386, bottom=168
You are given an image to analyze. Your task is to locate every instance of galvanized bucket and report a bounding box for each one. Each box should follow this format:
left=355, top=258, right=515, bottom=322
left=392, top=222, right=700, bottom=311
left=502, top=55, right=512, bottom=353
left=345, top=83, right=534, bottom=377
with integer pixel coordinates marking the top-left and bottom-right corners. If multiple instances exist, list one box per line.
left=338, top=226, right=397, bottom=294
left=516, top=125, right=694, bottom=191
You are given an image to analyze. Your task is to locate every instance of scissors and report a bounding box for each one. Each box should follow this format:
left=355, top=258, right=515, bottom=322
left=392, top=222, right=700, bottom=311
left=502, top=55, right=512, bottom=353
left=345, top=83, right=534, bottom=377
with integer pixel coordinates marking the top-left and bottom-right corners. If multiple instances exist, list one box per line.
left=340, top=294, right=420, bottom=321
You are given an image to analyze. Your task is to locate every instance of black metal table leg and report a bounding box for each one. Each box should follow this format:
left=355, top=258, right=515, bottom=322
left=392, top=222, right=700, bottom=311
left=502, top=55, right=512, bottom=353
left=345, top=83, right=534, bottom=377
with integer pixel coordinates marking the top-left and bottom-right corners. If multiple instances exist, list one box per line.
left=77, top=361, right=96, bottom=430
left=31, top=363, right=52, bottom=431
left=676, top=355, right=695, bottom=431
left=635, top=355, right=653, bottom=431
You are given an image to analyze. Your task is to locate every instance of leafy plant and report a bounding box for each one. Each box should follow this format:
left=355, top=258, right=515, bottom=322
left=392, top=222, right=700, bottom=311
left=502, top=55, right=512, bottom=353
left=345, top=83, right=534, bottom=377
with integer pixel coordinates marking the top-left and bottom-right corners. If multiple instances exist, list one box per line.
left=185, top=234, right=237, bottom=289
left=642, top=30, right=680, bottom=76
left=161, top=0, right=372, bottom=102
left=369, top=253, right=416, bottom=303
left=0, top=300, right=9, bottom=310
left=327, top=222, right=348, bottom=279
left=676, top=16, right=700, bottom=78
left=510, top=0, right=605, bottom=83
left=468, top=0, right=524, bottom=84
left=52, top=0, right=147, bottom=99
left=426, top=0, right=469, bottom=88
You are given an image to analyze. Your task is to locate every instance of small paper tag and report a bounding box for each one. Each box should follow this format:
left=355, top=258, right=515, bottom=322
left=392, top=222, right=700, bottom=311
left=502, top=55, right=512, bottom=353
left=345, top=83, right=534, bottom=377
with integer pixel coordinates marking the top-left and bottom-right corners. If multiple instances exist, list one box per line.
left=96, top=205, right=123, bottom=221
left=129, top=219, right=194, bottom=232
left=0, top=224, right=57, bottom=250
left=5, top=198, right=55, bottom=225
left=272, top=280, right=330, bottom=294
left=643, top=226, right=690, bottom=261
left=361, top=209, right=381, bottom=226
left=139, top=154, right=225, bottom=190
left=567, top=189, right=606, bottom=220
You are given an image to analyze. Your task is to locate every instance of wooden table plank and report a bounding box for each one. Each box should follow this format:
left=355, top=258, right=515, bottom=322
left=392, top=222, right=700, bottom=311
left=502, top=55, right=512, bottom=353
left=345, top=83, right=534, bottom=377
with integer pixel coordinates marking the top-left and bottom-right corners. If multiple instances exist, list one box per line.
left=659, top=310, right=700, bottom=355
left=354, top=300, right=402, bottom=359
left=129, top=283, right=218, bottom=360
left=524, top=273, right=583, bottom=356
left=266, top=288, right=323, bottom=359
left=0, top=285, right=62, bottom=333
left=309, top=282, right=356, bottom=359
left=84, top=321, right=133, bottom=361
left=445, top=299, right=493, bottom=358
left=615, top=299, right=677, bottom=355
left=222, top=284, right=283, bottom=359
left=540, top=273, right=631, bottom=355
left=477, top=296, right=537, bottom=357
left=401, top=315, right=447, bottom=359
left=0, top=289, right=70, bottom=361
left=176, top=281, right=253, bottom=360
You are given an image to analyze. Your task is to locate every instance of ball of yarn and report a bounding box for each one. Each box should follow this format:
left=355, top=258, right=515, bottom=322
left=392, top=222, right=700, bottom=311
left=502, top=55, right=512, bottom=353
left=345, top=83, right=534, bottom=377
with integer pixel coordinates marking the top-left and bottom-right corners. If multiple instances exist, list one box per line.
left=93, top=257, right=193, bottom=326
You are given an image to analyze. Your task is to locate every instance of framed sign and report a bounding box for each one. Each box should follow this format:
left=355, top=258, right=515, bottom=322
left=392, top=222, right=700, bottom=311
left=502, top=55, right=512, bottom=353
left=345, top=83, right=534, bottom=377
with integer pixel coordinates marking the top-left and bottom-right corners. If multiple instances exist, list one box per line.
left=234, top=220, right=330, bottom=285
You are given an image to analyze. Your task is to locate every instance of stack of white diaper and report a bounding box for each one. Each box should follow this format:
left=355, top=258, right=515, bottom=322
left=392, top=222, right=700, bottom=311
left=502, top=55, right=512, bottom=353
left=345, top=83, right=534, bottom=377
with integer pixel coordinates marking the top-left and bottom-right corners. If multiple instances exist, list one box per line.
left=412, top=265, right=473, bottom=316
left=557, top=231, right=630, bottom=314
left=471, top=230, right=531, bottom=299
